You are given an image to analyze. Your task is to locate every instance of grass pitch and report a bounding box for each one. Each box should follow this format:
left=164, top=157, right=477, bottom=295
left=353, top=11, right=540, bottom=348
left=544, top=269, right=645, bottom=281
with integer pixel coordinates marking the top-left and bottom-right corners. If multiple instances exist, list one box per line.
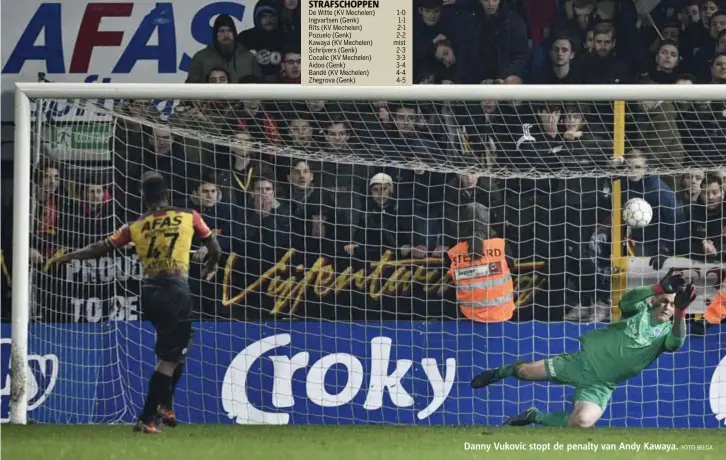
left=2, top=425, right=724, bottom=460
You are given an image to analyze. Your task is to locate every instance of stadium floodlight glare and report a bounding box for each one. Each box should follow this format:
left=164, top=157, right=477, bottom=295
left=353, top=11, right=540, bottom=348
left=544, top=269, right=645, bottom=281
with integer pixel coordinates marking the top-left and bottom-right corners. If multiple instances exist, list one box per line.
left=10, top=82, right=726, bottom=425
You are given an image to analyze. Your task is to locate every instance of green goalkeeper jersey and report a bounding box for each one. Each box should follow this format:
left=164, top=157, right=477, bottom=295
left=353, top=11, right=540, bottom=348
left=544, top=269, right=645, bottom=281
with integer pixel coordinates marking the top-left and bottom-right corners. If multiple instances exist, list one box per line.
left=579, top=286, right=686, bottom=385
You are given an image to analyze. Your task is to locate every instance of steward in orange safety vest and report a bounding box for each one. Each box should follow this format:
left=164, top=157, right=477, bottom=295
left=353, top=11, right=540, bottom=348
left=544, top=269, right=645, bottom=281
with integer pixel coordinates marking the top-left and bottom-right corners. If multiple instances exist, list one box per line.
left=705, top=281, right=726, bottom=325
left=447, top=203, right=515, bottom=323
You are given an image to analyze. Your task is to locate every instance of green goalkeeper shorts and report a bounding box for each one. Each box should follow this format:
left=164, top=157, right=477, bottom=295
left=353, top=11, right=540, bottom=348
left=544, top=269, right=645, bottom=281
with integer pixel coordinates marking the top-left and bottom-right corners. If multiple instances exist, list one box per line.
left=544, top=351, right=615, bottom=411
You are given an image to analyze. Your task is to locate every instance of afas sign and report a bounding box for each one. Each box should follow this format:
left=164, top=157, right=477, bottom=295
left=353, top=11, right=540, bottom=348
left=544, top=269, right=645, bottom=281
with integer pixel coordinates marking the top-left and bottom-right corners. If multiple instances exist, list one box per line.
left=1, top=0, right=256, bottom=120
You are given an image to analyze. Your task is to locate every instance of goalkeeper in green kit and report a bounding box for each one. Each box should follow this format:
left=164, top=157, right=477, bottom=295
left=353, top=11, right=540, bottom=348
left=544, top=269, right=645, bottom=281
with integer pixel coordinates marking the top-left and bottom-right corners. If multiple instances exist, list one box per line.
left=472, top=268, right=695, bottom=428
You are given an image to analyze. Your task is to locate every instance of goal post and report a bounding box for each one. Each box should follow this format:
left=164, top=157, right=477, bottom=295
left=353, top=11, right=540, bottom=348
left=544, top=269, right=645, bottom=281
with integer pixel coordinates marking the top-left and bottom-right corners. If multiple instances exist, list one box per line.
left=9, top=82, right=726, bottom=426
left=10, top=87, right=32, bottom=424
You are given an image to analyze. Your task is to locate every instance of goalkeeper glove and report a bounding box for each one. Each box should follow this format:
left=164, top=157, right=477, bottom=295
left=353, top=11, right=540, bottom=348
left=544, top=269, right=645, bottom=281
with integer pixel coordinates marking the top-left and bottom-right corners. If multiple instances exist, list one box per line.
left=655, top=267, right=686, bottom=294
left=674, top=282, right=696, bottom=319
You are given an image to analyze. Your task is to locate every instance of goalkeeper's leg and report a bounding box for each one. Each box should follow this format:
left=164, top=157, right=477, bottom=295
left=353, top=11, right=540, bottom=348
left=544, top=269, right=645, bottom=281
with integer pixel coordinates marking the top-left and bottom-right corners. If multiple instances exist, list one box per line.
left=473, top=352, right=610, bottom=427
left=504, top=400, right=604, bottom=427
left=471, top=359, right=548, bottom=388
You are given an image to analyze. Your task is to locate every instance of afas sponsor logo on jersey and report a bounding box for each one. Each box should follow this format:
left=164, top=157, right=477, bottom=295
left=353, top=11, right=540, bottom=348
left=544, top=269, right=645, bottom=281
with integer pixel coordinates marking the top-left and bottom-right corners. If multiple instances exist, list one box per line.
left=0, top=338, right=59, bottom=423
left=221, top=334, right=456, bottom=424
left=1, top=1, right=254, bottom=120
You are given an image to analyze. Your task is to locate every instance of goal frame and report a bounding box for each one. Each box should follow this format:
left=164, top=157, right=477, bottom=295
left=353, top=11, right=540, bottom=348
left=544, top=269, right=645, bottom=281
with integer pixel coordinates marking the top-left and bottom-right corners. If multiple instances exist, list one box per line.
left=10, top=82, right=723, bottom=425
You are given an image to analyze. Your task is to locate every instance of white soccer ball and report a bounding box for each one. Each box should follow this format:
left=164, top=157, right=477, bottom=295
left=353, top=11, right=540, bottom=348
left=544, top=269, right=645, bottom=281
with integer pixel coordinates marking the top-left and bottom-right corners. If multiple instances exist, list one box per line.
left=623, top=198, right=653, bottom=229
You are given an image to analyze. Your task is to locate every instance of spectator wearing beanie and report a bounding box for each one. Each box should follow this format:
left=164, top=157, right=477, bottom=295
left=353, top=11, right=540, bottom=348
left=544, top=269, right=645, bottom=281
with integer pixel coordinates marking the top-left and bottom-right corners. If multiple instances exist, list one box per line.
left=238, top=0, right=288, bottom=81
left=186, top=14, right=261, bottom=83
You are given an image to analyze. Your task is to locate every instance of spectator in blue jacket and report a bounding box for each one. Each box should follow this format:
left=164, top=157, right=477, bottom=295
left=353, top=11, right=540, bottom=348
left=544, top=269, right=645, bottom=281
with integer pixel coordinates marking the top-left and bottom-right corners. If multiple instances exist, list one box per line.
left=621, top=149, right=684, bottom=257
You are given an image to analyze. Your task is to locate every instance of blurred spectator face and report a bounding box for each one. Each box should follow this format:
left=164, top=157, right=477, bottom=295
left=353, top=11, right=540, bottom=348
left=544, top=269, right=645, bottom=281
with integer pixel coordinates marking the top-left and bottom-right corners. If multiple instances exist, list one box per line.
left=718, top=32, right=726, bottom=52
left=282, top=52, right=302, bottom=78
left=252, top=179, right=275, bottom=212
left=85, top=184, right=105, bottom=205
left=656, top=44, right=679, bottom=71
left=371, top=183, right=393, bottom=206
left=585, top=30, right=595, bottom=53
left=701, top=179, right=724, bottom=210
left=663, top=26, right=680, bottom=43
left=306, top=100, right=325, bottom=112
left=153, top=128, right=171, bottom=155
left=417, top=73, right=437, bottom=84
left=641, top=100, right=660, bottom=111
left=625, top=154, right=646, bottom=181
left=683, top=172, right=705, bottom=201
left=244, top=100, right=262, bottom=112
left=550, top=39, right=574, bottom=67
left=711, top=12, right=726, bottom=38
left=259, top=12, right=278, bottom=31
left=536, top=107, right=560, bottom=128
left=593, top=31, right=615, bottom=58
left=434, top=42, right=456, bottom=67
left=284, top=0, right=298, bottom=9
left=208, top=69, right=229, bottom=84
left=480, top=0, right=500, bottom=16
left=394, top=107, right=417, bottom=134
left=216, top=26, right=235, bottom=51
left=198, top=183, right=219, bottom=208
left=289, top=161, right=313, bottom=188
left=702, top=1, right=719, bottom=29
left=573, top=4, right=594, bottom=30
left=564, top=110, right=585, bottom=131
left=419, top=7, right=442, bottom=26
left=481, top=92, right=498, bottom=113
left=231, top=132, right=253, bottom=161
left=687, top=4, right=701, bottom=24
left=459, top=174, right=478, bottom=188
left=712, top=54, right=726, bottom=82
left=325, top=121, right=350, bottom=150
left=290, top=118, right=313, bottom=146
left=40, top=167, right=59, bottom=194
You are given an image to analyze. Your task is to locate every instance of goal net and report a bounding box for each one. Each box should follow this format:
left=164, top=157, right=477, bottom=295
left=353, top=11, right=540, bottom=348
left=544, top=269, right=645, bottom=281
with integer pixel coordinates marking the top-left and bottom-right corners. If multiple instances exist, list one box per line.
left=8, top=84, right=726, bottom=427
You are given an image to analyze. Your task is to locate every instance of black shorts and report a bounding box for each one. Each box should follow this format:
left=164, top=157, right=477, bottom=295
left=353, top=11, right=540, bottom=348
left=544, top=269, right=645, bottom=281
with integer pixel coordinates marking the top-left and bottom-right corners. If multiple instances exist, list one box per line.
left=141, top=277, right=193, bottom=362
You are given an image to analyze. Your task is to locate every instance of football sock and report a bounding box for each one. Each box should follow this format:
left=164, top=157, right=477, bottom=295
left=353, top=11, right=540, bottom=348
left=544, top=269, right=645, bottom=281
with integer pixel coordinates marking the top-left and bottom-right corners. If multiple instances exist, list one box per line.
left=163, top=363, right=185, bottom=409
left=493, top=363, right=519, bottom=379
left=534, top=410, right=569, bottom=427
left=140, top=371, right=172, bottom=423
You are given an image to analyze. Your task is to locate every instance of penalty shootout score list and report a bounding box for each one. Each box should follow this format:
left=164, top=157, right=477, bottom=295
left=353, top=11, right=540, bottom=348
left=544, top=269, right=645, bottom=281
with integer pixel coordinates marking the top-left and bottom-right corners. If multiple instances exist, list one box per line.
left=302, top=0, right=413, bottom=86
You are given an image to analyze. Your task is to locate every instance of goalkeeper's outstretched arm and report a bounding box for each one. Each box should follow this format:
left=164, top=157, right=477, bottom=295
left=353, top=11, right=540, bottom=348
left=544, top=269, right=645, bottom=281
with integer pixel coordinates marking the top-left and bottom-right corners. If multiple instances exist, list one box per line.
left=51, top=240, right=114, bottom=264
left=51, top=223, right=133, bottom=265
left=664, top=282, right=694, bottom=351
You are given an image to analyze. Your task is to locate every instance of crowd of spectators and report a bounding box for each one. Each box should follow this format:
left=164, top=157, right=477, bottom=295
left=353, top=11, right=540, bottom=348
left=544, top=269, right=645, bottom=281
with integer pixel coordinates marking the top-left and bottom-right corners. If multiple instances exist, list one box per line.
left=5, top=0, right=726, bottom=326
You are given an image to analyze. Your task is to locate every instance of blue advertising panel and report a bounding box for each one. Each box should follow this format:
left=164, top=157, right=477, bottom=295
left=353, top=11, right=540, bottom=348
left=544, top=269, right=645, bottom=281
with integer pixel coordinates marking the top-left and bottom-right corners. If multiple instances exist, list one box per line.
left=2, top=322, right=725, bottom=427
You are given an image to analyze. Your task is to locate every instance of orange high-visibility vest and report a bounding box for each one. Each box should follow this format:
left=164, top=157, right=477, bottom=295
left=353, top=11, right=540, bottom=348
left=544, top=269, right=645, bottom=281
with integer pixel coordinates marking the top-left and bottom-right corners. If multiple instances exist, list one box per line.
left=447, top=238, right=515, bottom=323
left=706, top=280, right=726, bottom=325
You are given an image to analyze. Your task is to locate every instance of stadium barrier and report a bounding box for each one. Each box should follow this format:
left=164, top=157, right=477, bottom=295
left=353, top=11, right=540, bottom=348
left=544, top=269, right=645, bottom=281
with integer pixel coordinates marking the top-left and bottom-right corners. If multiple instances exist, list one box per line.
left=2, top=321, right=724, bottom=427
left=1, top=248, right=722, bottom=323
